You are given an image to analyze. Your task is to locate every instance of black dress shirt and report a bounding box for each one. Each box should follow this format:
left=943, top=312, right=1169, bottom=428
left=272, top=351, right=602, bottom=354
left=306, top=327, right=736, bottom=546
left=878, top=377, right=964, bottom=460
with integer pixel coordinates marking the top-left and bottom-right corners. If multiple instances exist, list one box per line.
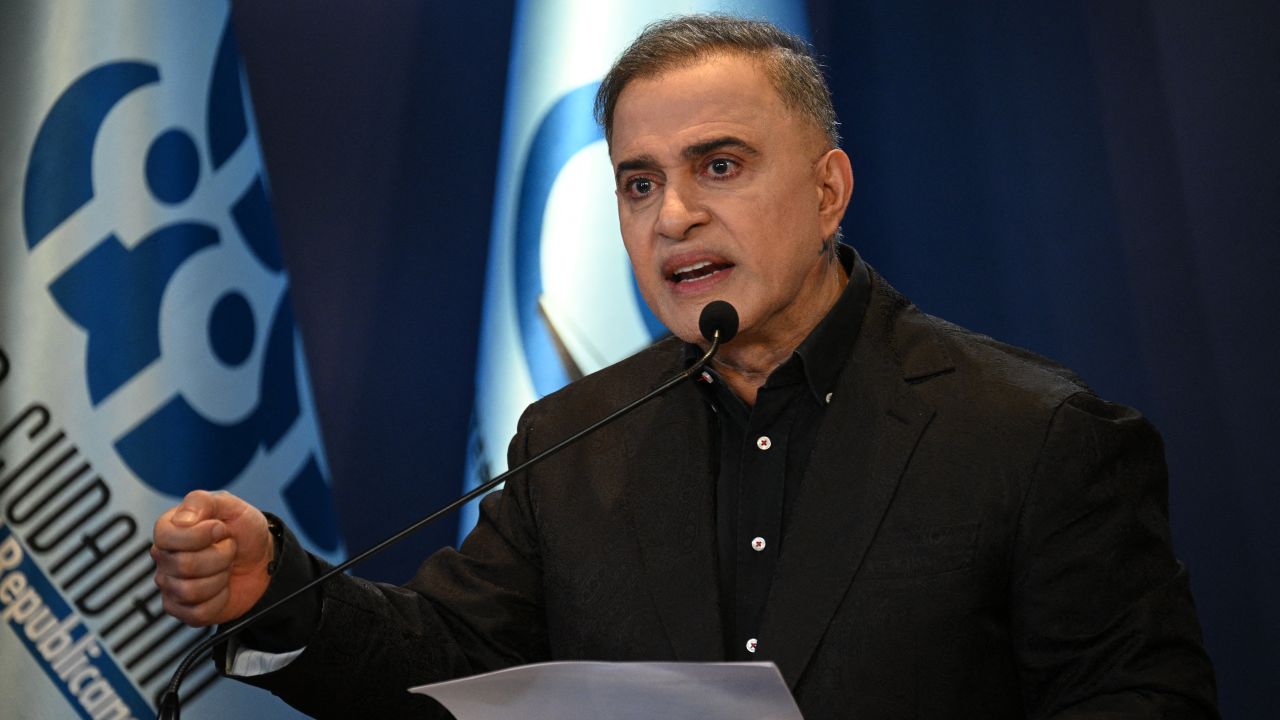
left=244, top=247, right=872, bottom=662
left=683, top=246, right=871, bottom=660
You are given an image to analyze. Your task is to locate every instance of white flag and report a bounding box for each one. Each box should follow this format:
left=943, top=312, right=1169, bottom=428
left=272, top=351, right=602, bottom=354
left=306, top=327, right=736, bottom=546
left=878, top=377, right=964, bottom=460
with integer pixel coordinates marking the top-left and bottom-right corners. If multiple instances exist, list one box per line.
left=0, top=3, right=341, bottom=717
left=462, top=0, right=810, bottom=539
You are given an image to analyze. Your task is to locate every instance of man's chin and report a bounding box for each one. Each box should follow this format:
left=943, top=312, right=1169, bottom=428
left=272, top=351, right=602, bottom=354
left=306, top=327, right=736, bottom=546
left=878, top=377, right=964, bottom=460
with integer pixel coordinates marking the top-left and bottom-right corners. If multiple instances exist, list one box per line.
left=647, top=305, right=701, bottom=347
left=649, top=283, right=745, bottom=346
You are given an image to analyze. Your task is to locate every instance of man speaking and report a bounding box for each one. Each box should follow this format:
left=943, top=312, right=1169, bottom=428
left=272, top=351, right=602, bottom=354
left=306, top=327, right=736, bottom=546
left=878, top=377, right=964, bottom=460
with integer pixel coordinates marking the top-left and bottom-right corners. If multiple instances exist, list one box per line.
left=151, top=15, right=1218, bottom=718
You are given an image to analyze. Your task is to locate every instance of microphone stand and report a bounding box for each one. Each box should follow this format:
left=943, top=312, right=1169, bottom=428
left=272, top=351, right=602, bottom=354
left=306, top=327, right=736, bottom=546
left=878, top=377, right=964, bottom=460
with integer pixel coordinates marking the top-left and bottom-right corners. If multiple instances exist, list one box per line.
left=155, top=332, right=727, bottom=719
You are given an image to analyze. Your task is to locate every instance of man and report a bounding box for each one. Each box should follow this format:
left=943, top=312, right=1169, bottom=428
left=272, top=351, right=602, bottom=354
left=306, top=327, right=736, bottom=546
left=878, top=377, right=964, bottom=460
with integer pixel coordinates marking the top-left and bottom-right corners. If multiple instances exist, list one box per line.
left=152, top=15, right=1218, bottom=718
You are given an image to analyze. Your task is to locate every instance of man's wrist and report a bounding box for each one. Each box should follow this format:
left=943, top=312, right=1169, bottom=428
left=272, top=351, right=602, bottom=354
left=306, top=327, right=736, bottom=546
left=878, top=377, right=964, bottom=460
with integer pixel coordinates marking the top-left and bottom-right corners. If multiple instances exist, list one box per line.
left=264, top=513, right=284, bottom=576
left=231, top=514, right=323, bottom=654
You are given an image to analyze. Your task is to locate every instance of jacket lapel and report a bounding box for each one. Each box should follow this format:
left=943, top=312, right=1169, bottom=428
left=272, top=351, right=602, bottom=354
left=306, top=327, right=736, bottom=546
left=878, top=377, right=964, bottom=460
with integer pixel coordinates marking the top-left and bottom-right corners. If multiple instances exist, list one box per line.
left=757, top=282, right=947, bottom=689
left=622, top=381, right=724, bottom=661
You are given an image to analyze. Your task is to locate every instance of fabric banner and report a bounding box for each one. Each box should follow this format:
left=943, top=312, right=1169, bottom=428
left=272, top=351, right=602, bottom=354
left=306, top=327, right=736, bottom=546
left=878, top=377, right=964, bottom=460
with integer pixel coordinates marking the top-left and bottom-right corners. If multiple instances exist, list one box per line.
left=0, top=3, right=340, bottom=717
left=461, top=0, right=809, bottom=539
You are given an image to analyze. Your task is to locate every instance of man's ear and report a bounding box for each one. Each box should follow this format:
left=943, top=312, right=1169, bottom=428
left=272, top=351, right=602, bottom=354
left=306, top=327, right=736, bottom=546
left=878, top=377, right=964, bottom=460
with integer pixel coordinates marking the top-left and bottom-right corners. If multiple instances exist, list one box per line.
left=815, top=148, right=854, bottom=240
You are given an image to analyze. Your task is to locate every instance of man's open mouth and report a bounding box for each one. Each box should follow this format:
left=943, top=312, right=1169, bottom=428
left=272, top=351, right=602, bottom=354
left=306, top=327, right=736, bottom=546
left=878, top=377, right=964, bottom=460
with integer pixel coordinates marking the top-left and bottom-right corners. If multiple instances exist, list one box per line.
left=669, top=260, right=733, bottom=283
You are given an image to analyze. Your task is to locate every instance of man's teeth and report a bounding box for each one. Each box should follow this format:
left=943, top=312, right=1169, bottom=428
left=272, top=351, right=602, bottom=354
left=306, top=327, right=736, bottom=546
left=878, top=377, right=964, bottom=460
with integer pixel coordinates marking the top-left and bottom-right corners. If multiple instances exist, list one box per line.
left=675, top=260, right=712, bottom=275
left=672, top=260, right=725, bottom=282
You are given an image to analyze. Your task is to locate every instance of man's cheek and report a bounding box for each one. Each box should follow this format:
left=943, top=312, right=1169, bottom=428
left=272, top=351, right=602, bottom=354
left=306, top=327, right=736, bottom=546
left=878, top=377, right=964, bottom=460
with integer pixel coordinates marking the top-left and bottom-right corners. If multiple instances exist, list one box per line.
left=619, top=234, right=653, bottom=276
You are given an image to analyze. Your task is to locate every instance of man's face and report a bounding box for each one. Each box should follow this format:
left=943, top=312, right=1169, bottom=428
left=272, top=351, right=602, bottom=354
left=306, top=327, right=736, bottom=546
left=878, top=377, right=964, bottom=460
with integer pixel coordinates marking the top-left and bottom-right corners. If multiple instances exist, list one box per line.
left=610, top=52, right=846, bottom=348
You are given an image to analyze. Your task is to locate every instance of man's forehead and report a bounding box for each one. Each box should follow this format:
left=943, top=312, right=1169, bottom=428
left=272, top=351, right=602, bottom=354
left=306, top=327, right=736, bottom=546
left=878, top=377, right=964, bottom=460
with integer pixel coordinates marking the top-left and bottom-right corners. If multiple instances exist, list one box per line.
left=608, top=51, right=824, bottom=160
left=616, top=52, right=772, bottom=109
left=610, top=56, right=775, bottom=143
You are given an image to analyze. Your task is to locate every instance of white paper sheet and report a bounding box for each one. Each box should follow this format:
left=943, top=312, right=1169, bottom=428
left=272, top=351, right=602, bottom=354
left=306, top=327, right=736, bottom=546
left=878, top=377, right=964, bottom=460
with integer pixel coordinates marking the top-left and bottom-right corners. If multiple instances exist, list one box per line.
left=409, top=661, right=804, bottom=720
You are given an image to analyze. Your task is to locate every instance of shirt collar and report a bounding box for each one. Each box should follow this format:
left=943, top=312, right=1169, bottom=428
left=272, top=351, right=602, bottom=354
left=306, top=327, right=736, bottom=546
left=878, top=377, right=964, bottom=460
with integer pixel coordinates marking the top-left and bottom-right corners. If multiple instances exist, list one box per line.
left=682, top=244, right=871, bottom=404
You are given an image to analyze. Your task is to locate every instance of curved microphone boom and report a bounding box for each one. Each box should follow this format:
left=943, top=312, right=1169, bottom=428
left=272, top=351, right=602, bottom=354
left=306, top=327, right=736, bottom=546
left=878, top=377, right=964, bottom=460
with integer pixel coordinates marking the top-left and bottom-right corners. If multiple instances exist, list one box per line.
left=156, top=301, right=739, bottom=719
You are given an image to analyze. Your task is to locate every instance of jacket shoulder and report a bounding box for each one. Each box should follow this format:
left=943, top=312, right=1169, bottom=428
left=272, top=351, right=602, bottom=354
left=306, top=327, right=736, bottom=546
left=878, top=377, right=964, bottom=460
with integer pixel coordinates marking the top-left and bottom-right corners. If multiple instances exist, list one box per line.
left=516, top=336, right=685, bottom=436
left=877, top=277, right=1098, bottom=427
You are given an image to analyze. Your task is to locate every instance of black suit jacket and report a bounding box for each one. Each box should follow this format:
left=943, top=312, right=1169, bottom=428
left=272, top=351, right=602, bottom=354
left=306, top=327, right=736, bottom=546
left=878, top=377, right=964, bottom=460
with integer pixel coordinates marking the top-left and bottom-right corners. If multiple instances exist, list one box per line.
left=231, top=269, right=1217, bottom=718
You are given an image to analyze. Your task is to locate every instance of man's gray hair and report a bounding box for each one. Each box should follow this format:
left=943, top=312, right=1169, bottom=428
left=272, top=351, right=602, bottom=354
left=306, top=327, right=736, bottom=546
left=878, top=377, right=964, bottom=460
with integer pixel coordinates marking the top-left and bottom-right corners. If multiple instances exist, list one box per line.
left=594, top=14, right=840, bottom=147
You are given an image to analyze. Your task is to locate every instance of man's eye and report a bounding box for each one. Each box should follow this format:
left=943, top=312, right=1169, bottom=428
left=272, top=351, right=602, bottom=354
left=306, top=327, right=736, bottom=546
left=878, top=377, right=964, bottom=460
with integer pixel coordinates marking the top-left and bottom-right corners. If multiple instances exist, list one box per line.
left=626, top=177, right=655, bottom=196
left=707, top=158, right=737, bottom=177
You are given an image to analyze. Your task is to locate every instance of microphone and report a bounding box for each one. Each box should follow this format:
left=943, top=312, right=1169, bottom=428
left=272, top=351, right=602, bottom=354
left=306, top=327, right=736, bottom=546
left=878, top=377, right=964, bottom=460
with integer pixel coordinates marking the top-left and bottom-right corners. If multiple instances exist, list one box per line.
left=698, top=299, right=738, bottom=345
left=156, top=300, right=739, bottom=719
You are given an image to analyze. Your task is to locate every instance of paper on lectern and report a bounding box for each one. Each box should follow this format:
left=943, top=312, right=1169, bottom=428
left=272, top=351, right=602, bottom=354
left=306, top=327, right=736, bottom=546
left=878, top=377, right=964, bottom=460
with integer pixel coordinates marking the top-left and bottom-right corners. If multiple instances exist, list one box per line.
left=409, top=661, right=804, bottom=720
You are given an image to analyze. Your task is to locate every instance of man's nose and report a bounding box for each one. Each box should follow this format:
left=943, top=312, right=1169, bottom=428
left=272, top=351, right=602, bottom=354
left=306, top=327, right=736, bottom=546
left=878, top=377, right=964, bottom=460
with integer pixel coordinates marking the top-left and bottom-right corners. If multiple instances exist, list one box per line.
left=655, top=181, right=709, bottom=241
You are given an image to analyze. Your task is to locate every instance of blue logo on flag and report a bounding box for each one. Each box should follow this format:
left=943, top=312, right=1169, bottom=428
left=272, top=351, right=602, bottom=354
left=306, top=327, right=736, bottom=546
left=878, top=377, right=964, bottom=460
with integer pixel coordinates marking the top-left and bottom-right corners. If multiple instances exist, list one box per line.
left=19, top=24, right=337, bottom=551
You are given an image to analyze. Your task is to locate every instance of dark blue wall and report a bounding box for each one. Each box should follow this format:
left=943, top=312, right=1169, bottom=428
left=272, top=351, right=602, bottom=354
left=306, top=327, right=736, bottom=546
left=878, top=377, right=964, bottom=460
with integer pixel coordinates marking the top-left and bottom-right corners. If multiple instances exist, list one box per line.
left=232, top=2, right=1277, bottom=714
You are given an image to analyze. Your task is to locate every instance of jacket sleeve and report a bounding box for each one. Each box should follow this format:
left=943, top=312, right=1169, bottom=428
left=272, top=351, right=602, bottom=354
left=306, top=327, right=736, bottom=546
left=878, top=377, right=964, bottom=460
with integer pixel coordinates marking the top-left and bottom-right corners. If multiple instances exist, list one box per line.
left=1009, top=392, right=1219, bottom=718
left=214, top=407, right=551, bottom=718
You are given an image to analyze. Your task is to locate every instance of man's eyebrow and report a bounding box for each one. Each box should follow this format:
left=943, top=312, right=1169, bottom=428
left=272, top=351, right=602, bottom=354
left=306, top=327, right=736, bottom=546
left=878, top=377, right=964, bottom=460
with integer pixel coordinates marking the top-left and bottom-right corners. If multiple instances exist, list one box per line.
left=613, top=137, right=760, bottom=184
left=681, top=136, right=758, bottom=161
left=614, top=154, right=659, bottom=184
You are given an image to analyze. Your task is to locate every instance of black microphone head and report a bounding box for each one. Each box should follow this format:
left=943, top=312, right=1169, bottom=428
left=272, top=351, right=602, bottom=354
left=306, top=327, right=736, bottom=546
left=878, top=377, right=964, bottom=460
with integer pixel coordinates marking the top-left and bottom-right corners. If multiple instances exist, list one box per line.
left=699, top=300, right=739, bottom=344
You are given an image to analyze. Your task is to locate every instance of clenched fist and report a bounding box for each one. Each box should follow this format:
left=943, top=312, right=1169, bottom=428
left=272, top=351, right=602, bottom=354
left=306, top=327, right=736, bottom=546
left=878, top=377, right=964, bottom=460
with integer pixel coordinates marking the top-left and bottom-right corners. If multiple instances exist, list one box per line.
left=151, top=490, right=274, bottom=627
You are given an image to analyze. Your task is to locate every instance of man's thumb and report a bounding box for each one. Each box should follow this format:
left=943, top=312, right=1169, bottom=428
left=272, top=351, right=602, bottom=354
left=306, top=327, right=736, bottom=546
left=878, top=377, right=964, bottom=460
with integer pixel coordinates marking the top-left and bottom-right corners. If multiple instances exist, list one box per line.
left=171, top=489, right=235, bottom=527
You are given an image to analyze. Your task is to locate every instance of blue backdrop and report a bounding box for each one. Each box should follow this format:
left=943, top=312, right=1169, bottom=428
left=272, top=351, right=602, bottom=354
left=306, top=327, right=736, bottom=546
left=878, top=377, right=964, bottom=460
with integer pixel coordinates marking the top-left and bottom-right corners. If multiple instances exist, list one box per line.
left=230, top=1, right=1277, bottom=715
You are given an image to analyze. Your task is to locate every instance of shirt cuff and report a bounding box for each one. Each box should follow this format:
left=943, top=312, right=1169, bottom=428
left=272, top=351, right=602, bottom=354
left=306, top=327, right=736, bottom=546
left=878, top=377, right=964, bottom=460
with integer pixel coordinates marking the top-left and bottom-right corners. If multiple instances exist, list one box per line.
left=224, top=634, right=306, bottom=677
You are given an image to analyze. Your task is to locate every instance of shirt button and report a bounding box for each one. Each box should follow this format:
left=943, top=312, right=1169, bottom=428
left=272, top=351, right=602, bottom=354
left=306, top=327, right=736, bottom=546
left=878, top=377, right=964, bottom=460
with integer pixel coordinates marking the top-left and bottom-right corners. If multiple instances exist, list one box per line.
left=756, top=436, right=771, bottom=450
left=746, top=638, right=758, bottom=653
left=751, top=537, right=766, bottom=552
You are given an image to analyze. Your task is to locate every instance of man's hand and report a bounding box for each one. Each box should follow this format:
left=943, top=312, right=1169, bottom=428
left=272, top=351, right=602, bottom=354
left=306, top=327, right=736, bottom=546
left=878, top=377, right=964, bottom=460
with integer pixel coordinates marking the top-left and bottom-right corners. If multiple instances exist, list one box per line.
left=151, top=490, right=274, bottom=627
